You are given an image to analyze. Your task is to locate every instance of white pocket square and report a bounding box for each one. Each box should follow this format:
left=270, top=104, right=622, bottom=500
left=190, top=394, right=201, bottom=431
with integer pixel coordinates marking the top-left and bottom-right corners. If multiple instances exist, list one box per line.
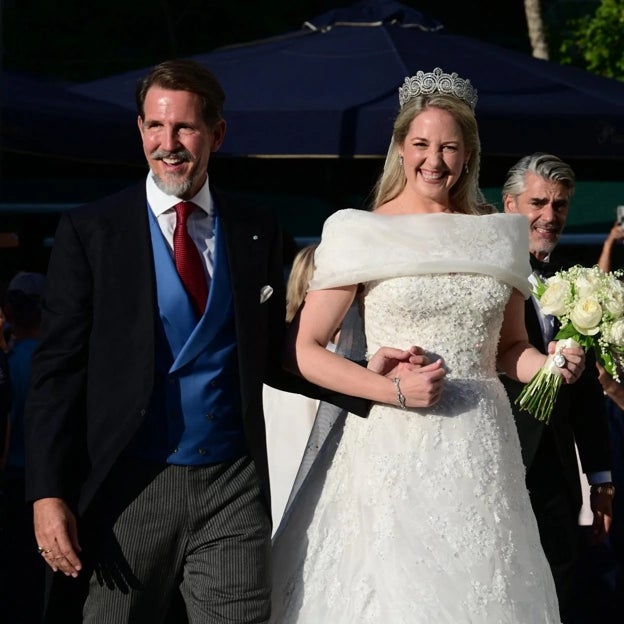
left=260, top=285, right=273, bottom=304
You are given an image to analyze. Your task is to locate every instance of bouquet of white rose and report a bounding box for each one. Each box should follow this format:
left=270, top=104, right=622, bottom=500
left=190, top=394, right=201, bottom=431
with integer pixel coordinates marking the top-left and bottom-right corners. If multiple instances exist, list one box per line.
left=516, top=264, right=624, bottom=423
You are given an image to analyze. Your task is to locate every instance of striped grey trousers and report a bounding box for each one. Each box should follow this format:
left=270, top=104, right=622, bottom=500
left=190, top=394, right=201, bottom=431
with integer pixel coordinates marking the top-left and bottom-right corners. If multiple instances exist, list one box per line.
left=82, top=455, right=271, bottom=623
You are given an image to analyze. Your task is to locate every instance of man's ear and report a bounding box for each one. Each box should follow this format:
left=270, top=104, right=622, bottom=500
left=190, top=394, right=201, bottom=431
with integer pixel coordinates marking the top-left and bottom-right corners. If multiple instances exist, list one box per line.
left=503, top=194, right=516, bottom=214
left=210, top=119, right=226, bottom=152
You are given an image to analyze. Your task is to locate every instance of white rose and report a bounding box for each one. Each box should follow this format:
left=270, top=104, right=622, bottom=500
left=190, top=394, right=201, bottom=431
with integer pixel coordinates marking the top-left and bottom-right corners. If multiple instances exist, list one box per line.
left=569, top=297, right=602, bottom=335
left=544, top=274, right=566, bottom=288
left=604, top=319, right=624, bottom=346
left=603, top=281, right=624, bottom=316
left=540, top=280, right=570, bottom=316
left=574, top=274, right=601, bottom=299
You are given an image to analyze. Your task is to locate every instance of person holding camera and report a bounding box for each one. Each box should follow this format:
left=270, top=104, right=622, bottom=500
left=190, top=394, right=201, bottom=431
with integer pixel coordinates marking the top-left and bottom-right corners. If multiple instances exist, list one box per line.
left=597, top=219, right=624, bottom=273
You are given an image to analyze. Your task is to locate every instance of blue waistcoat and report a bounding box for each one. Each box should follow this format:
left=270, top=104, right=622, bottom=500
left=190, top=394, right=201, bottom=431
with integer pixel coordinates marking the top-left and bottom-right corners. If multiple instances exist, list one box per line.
left=126, top=206, right=247, bottom=465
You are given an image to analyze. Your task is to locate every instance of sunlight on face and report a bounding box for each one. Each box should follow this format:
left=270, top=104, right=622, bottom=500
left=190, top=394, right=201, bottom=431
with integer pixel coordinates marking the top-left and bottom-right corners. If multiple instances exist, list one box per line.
left=399, top=107, right=467, bottom=206
left=138, top=87, right=224, bottom=199
left=505, top=173, right=571, bottom=260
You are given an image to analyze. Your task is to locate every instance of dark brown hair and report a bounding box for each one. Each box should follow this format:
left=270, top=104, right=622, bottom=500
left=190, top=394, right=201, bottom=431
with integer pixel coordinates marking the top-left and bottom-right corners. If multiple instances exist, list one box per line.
left=135, top=59, right=225, bottom=127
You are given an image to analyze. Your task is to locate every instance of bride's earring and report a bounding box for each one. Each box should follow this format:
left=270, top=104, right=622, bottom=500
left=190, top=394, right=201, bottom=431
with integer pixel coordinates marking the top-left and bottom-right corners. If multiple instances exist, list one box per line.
left=464, top=162, right=470, bottom=174
left=399, top=154, right=404, bottom=166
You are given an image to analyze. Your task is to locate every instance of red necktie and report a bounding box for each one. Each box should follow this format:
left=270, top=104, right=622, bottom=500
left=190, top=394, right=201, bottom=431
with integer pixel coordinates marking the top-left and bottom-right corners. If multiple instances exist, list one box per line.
left=173, top=201, right=208, bottom=317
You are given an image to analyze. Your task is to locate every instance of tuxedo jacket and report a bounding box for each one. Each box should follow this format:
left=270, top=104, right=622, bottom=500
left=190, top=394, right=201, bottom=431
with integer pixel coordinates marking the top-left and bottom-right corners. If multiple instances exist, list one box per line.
left=502, top=296, right=611, bottom=512
left=24, top=182, right=361, bottom=517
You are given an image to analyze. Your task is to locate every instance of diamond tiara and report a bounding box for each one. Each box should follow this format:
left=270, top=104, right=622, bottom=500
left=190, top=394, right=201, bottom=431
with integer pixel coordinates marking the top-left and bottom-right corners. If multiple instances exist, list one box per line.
left=398, top=67, right=478, bottom=111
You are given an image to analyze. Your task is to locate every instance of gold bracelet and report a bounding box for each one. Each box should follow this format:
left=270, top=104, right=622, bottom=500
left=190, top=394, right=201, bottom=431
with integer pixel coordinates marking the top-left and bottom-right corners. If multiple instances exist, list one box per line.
left=591, top=483, right=615, bottom=497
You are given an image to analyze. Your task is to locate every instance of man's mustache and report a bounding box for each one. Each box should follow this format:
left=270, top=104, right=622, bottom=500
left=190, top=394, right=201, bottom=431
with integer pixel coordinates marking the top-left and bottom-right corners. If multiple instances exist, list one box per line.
left=150, top=149, right=193, bottom=162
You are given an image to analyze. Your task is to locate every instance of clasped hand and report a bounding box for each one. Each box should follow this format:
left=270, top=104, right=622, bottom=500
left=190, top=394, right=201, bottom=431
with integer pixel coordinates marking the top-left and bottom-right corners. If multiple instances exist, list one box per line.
left=368, top=346, right=446, bottom=408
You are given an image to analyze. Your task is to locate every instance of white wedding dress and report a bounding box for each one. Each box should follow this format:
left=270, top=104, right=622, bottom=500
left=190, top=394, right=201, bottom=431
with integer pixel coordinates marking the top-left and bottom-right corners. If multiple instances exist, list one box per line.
left=270, top=210, right=561, bottom=623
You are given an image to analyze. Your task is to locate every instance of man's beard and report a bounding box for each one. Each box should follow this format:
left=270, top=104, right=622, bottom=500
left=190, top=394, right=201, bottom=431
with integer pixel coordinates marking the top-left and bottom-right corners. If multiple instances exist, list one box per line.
left=531, top=234, right=561, bottom=258
left=150, top=149, right=197, bottom=197
left=530, top=218, right=565, bottom=257
left=152, top=170, right=195, bottom=197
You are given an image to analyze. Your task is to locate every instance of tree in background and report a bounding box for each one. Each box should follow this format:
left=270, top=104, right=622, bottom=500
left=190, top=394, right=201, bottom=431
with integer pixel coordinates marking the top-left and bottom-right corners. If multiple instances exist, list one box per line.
left=524, top=0, right=549, bottom=59
left=559, top=0, right=624, bottom=80
left=524, top=0, right=623, bottom=82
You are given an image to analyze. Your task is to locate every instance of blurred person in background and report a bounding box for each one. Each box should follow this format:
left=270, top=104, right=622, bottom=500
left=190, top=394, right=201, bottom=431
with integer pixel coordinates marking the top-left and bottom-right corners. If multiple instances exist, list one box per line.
left=0, top=271, right=46, bottom=624
left=598, top=220, right=624, bottom=273
left=264, top=244, right=320, bottom=531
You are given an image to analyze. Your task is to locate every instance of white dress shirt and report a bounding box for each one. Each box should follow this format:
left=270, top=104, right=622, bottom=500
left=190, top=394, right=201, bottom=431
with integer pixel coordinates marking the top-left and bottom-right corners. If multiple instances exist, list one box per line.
left=528, top=271, right=556, bottom=351
left=146, top=172, right=216, bottom=280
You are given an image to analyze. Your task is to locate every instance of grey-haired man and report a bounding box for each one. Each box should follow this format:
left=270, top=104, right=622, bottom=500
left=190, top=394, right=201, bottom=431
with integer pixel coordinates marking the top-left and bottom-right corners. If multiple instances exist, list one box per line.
left=502, top=152, right=613, bottom=623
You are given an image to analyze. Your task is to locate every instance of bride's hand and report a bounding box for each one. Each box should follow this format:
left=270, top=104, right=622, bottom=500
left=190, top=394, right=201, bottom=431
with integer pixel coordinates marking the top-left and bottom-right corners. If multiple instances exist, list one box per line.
left=395, top=359, right=446, bottom=408
left=547, top=342, right=585, bottom=384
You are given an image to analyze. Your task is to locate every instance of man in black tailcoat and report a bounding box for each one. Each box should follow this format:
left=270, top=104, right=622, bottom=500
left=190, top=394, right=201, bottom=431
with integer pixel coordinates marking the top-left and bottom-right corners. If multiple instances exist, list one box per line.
left=25, top=58, right=432, bottom=623
left=502, top=152, right=613, bottom=624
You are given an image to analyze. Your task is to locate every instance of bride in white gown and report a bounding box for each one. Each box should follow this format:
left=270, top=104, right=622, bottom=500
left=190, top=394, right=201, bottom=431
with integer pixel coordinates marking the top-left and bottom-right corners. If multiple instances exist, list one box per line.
left=270, top=69, right=585, bottom=623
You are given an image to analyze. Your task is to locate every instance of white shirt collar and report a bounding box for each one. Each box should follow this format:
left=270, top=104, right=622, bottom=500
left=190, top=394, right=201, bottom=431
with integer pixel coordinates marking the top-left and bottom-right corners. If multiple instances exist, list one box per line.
left=146, top=171, right=214, bottom=217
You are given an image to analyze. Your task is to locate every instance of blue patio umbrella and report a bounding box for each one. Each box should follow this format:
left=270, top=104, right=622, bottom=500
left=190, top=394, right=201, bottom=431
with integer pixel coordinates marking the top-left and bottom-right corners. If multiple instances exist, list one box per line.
left=2, top=71, right=141, bottom=164
left=64, top=0, right=624, bottom=159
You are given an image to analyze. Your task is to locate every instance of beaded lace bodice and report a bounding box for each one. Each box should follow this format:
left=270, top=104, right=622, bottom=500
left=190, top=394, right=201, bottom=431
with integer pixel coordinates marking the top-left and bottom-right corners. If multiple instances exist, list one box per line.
left=365, top=274, right=509, bottom=380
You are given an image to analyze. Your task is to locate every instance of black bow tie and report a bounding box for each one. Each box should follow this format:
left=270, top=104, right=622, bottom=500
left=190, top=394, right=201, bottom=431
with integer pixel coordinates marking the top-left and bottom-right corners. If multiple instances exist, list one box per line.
left=530, top=256, right=561, bottom=278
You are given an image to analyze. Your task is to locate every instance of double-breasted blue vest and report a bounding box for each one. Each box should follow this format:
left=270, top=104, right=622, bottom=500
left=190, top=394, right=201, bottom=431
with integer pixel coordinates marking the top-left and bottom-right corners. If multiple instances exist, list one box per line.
left=127, top=206, right=247, bottom=464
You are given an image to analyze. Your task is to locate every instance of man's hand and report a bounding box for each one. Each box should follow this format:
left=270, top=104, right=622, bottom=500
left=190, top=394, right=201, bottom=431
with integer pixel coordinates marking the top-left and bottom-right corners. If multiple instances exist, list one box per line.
left=589, top=485, right=613, bottom=545
left=596, top=362, right=619, bottom=394
left=596, top=361, right=624, bottom=410
left=33, top=497, right=82, bottom=577
left=367, top=346, right=430, bottom=377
